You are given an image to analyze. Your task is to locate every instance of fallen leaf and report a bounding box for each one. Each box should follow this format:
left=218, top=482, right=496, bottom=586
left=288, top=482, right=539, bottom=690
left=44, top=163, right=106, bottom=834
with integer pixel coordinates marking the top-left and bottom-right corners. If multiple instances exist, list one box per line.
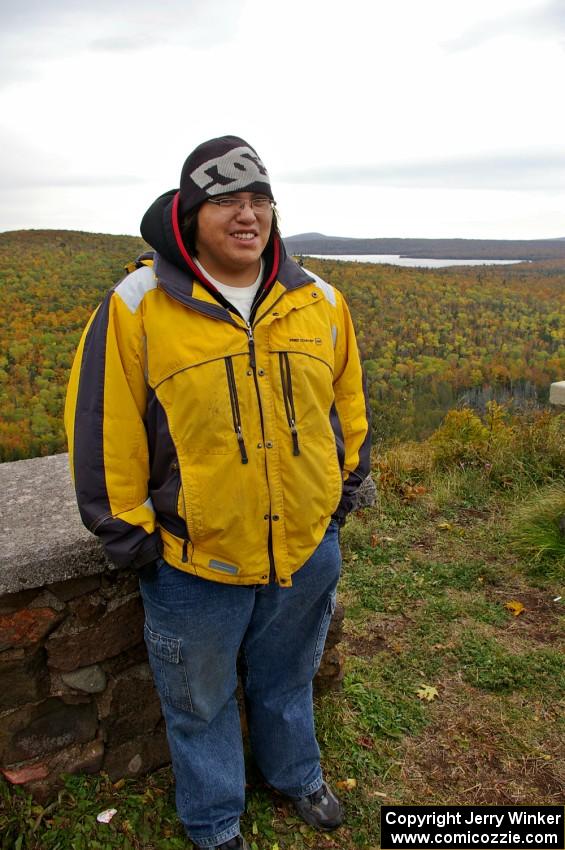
left=401, top=484, right=427, bottom=501
left=113, top=779, right=125, bottom=791
left=437, top=521, right=452, bottom=530
left=96, top=808, right=117, bottom=824
left=336, top=778, right=357, bottom=790
left=370, top=534, right=394, bottom=546
left=505, top=600, right=525, bottom=616
left=416, top=684, right=439, bottom=702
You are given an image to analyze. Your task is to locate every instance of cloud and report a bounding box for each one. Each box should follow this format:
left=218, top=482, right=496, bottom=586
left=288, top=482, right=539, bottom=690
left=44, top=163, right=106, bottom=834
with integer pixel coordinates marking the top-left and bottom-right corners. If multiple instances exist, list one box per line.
left=88, top=37, right=152, bottom=53
left=2, top=174, right=146, bottom=190
left=444, top=0, right=565, bottom=52
left=0, top=0, right=232, bottom=31
left=0, top=0, right=240, bottom=84
left=0, top=128, right=146, bottom=191
left=280, top=150, right=565, bottom=192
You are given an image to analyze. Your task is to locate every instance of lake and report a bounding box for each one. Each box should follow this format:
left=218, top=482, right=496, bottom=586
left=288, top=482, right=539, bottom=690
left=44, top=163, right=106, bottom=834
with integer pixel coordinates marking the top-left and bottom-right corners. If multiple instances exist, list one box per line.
left=306, top=254, right=525, bottom=269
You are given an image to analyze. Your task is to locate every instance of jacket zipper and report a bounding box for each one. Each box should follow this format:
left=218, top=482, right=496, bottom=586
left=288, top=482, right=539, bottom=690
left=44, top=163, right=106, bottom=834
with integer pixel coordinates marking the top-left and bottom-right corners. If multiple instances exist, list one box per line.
left=171, top=460, right=191, bottom=562
left=278, top=351, right=300, bottom=456
left=246, top=321, right=256, bottom=370
left=245, top=321, right=275, bottom=582
left=225, top=357, right=249, bottom=464
left=246, top=322, right=263, bottom=432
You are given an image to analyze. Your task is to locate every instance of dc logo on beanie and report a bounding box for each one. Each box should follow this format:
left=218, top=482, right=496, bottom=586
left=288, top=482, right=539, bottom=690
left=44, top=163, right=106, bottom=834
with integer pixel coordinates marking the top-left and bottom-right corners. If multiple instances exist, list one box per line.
left=179, top=136, right=274, bottom=214
left=190, top=146, right=270, bottom=195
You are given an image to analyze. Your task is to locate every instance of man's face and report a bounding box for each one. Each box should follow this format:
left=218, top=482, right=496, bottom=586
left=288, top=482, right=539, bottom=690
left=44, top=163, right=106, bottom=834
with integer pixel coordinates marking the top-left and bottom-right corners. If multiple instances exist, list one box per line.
left=195, top=192, right=273, bottom=284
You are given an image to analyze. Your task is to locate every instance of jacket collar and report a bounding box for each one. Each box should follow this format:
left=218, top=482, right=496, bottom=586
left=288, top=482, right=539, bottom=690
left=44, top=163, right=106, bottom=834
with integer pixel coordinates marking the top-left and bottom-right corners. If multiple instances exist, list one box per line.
left=153, top=253, right=239, bottom=325
left=152, top=241, right=315, bottom=322
left=276, top=249, right=316, bottom=289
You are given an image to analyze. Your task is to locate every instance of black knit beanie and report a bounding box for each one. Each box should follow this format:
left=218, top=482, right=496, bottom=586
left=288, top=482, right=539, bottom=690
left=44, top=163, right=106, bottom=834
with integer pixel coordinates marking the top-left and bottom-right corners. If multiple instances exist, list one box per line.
left=179, top=135, right=273, bottom=215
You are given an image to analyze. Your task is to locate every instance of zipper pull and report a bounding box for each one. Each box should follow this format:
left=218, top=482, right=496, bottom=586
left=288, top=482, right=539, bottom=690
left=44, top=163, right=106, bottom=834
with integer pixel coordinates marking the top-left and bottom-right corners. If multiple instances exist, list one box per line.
left=246, top=322, right=256, bottom=370
left=290, top=419, right=300, bottom=456
left=236, top=426, right=249, bottom=464
left=182, top=539, right=189, bottom=563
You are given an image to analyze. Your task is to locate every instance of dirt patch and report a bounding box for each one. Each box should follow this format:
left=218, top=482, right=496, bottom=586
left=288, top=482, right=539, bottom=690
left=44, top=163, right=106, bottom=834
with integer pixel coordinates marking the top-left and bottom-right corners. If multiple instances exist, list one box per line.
left=486, top=586, right=564, bottom=646
left=456, top=507, right=492, bottom=526
left=343, top=613, right=411, bottom=657
left=394, top=680, right=565, bottom=805
left=410, top=534, right=435, bottom=553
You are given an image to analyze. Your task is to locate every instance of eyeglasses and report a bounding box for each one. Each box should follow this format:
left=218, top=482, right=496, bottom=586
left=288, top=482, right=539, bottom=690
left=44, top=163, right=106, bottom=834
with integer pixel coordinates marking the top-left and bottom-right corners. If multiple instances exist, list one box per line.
left=207, top=196, right=276, bottom=213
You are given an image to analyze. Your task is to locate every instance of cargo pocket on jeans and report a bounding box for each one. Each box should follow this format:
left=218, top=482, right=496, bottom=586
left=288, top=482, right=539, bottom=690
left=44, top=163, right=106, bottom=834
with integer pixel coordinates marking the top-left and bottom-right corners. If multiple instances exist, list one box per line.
left=144, top=624, right=193, bottom=712
left=313, top=590, right=337, bottom=671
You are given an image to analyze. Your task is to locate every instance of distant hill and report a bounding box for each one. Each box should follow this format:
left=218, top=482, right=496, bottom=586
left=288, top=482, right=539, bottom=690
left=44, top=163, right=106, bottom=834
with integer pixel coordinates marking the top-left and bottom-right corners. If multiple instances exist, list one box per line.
left=283, top=233, right=565, bottom=261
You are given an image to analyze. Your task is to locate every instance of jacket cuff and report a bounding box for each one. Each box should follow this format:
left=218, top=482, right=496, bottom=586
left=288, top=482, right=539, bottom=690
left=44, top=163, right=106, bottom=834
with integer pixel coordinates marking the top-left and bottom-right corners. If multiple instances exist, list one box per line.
left=128, top=534, right=163, bottom=571
left=331, top=509, right=348, bottom=527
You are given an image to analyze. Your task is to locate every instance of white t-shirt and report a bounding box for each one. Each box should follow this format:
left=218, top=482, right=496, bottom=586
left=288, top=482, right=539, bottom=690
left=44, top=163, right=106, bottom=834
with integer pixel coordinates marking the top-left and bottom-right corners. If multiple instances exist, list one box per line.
left=195, top=258, right=264, bottom=323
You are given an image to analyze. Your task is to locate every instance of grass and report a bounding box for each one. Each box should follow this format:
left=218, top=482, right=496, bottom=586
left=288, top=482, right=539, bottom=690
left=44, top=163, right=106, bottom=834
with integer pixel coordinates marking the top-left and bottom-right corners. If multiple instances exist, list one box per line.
left=455, top=631, right=565, bottom=692
left=1, top=408, right=564, bottom=848
left=510, top=483, right=565, bottom=567
left=0, top=771, right=188, bottom=850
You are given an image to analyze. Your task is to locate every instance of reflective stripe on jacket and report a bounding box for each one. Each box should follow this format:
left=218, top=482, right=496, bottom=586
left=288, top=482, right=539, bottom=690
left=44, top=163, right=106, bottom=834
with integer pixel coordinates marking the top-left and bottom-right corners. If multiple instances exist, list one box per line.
left=65, top=251, right=371, bottom=586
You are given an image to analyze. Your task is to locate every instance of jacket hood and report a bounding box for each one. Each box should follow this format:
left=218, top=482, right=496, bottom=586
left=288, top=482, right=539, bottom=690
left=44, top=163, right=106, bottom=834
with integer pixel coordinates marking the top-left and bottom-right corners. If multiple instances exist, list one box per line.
left=139, top=189, right=282, bottom=294
left=140, top=189, right=186, bottom=270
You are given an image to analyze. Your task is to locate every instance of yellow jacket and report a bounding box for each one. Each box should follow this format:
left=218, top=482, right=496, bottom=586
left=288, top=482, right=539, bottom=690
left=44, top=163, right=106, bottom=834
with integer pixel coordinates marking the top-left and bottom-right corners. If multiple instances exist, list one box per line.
left=65, top=245, right=370, bottom=586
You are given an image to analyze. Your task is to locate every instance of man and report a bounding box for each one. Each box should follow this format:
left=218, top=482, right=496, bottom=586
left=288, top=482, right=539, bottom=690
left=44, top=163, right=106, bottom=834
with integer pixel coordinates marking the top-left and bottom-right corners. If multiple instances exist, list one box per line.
left=65, top=135, right=371, bottom=849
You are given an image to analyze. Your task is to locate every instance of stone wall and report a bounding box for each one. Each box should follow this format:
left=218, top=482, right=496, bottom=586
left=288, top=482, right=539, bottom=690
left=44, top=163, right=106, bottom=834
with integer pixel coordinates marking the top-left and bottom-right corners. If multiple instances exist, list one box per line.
left=0, top=453, right=344, bottom=802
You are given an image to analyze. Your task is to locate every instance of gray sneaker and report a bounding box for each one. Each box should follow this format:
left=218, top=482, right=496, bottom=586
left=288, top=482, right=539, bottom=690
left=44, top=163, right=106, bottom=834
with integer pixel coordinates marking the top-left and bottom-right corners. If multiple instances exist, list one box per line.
left=293, top=781, right=343, bottom=830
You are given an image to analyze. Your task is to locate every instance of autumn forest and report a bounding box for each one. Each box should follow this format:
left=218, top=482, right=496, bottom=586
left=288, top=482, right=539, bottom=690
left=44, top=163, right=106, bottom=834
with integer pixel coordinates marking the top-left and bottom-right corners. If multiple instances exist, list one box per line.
left=0, top=229, right=564, bottom=461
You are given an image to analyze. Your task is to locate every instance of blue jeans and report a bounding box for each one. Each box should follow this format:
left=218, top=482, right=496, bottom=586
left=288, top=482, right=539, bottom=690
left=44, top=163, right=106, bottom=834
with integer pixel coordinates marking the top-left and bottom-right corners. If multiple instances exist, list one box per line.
left=139, top=520, right=341, bottom=848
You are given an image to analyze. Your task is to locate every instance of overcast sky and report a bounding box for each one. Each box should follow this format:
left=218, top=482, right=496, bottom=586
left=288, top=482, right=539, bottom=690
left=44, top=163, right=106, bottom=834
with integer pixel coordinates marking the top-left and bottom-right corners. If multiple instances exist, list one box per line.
left=2, top=0, right=565, bottom=240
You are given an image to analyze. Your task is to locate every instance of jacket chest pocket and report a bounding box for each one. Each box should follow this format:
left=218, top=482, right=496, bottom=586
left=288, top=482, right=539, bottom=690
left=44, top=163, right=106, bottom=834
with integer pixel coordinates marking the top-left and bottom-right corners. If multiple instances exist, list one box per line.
left=271, top=348, right=335, bottom=447
left=278, top=351, right=300, bottom=456
left=158, top=355, right=255, bottom=456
